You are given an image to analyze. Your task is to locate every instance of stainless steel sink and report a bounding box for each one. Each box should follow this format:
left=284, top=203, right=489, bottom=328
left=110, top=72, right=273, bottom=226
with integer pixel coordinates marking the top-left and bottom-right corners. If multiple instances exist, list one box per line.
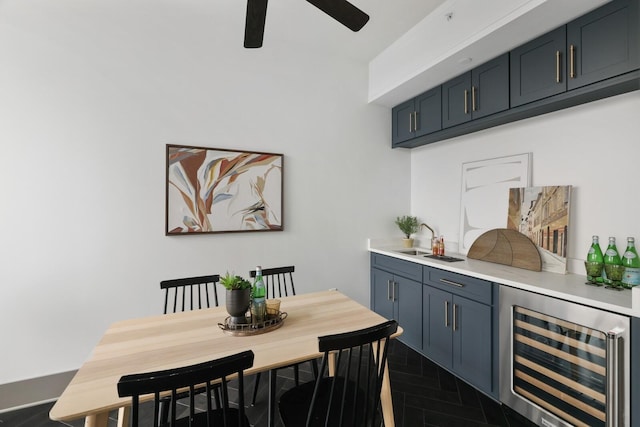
left=394, top=249, right=431, bottom=256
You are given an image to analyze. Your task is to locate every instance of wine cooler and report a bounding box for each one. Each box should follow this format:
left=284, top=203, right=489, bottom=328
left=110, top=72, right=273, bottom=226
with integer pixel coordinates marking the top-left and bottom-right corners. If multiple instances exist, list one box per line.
left=500, top=286, right=630, bottom=427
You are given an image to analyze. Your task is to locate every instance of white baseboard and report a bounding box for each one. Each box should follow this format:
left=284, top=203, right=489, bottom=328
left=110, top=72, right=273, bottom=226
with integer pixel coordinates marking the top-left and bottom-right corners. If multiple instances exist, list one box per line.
left=0, top=370, right=76, bottom=413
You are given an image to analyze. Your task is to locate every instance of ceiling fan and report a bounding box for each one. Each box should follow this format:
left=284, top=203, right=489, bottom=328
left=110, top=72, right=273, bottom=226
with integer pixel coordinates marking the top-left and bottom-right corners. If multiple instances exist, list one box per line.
left=244, top=0, right=370, bottom=48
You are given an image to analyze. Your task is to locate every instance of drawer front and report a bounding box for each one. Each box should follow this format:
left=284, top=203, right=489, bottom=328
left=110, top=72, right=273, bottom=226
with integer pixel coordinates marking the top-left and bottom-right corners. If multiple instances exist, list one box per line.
left=425, top=267, right=493, bottom=305
left=371, top=253, right=422, bottom=282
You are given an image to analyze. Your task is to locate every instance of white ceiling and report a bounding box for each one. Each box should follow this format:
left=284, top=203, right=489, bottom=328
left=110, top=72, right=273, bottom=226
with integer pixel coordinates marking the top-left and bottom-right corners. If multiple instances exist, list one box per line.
left=0, top=0, right=444, bottom=62
left=234, top=0, right=611, bottom=106
left=235, top=0, right=447, bottom=61
left=2, top=0, right=609, bottom=106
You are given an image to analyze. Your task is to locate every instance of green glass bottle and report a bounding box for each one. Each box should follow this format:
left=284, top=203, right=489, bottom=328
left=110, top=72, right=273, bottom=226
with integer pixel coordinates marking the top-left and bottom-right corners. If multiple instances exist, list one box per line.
left=585, top=235, right=604, bottom=283
left=252, top=266, right=266, bottom=321
left=604, top=237, right=622, bottom=265
left=587, top=235, right=604, bottom=263
left=603, top=237, right=623, bottom=285
left=621, top=237, right=640, bottom=288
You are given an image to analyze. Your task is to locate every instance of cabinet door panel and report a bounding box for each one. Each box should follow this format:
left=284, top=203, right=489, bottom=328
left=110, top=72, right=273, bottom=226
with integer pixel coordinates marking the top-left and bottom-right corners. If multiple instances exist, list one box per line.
left=371, top=268, right=394, bottom=321
left=391, top=99, right=415, bottom=145
left=423, top=286, right=452, bottom=370
left=442, top=72, right=471, bottom=128
left=472, top=53, right=509, bottom=119
left=511, top=26, right=567, bottom=107
left=415, top=86, right=442, bottom=137
left=452, top=296, right=493, bottom=393
left=396, top=276, right=423, bottom=351
left=567, top=0, right=639, bottom=89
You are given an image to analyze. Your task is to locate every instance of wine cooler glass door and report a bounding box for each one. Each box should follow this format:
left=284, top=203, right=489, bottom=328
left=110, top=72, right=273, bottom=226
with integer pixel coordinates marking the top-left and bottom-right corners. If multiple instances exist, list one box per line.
left=500, top=286, right=629, bottom=427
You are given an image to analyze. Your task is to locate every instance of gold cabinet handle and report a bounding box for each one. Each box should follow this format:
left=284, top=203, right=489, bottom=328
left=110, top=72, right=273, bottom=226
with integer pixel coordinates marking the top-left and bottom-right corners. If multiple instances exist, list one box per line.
left=570, top=44, right=576, bottom=79
left=444, top=300, right=449, bottom=327
left=556, top=50, right=561, bottom=83
left=464, top=89, right=469, bottom=114
left=453, top=304, right=458, bottom=331
left=472, top=86, right=477, bottom=112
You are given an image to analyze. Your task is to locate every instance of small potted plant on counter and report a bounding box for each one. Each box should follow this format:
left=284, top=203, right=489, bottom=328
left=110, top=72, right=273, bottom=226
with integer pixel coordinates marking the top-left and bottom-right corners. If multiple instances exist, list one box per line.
left=395, top=215, right=419, bottom=248
left=220, top=272, right=252, bottom=324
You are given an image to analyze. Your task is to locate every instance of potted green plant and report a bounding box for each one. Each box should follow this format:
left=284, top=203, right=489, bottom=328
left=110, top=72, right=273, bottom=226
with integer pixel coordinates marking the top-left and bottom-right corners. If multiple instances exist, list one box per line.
left=395, top=215, right=419, bottom=248
left=220, top=272, right=252, bottom=324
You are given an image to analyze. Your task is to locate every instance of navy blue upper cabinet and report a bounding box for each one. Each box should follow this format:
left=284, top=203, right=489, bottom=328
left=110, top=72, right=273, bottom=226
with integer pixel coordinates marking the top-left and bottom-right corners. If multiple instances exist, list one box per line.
left=471, top=54, right=510, bottom=119
left=391, top=99, right=416, bottom=145
left=510, top=27, right=567, bottom=108
left=392, top=86, right=442, bottom=146
left=566, top=0, right=639, bottom=90
left=443, top=54, right=509, bottom=128
left=391, top=0, right=639, bottom=148
left=442, top=72, right=472, bottom=128
left=511, top=0, right=639, bottom=107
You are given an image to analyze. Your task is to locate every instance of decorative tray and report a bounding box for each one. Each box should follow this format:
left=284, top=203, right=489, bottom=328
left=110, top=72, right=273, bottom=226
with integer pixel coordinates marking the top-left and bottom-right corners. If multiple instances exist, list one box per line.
left=218, top=311, right=288, bottom=336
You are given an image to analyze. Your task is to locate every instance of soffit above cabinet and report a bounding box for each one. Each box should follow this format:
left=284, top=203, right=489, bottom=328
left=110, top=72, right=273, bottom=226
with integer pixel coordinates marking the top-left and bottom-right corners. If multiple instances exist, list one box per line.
left=369, top=0, right=610, bottom=107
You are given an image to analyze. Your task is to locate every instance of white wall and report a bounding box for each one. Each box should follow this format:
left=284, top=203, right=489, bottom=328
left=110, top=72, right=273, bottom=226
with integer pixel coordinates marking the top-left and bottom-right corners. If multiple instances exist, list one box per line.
left=0, top=1, right=410, bottom=385
left=410, top=91, right=640, bottom=274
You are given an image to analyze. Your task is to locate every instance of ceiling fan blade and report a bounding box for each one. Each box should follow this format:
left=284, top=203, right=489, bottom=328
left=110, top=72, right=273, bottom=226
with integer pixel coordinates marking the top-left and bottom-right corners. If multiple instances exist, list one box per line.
left=244, top=0, right=268, bottom=48
left=306, top=0, right=369, bottom=32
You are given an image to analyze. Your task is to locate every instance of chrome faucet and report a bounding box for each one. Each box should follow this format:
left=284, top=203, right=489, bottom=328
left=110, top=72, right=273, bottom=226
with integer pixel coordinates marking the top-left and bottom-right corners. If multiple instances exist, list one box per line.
left=420, top=223, right=434, bottom=242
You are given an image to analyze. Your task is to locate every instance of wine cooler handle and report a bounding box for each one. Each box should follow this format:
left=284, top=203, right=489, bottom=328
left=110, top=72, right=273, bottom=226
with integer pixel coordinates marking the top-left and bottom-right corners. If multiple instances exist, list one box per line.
left=606, top=327, right=624, bottom=427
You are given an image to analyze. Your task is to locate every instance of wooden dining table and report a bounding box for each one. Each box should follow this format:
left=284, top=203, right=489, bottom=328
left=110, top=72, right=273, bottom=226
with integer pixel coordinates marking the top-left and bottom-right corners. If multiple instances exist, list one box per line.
left=49, top=290, right=401, bottom=427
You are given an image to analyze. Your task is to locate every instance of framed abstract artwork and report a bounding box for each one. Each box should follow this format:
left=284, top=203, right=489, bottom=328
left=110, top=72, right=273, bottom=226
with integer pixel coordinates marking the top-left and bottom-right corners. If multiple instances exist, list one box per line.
left=459, top=153, right=531, bottom=254
left=166, top=145, right=283, bottom=235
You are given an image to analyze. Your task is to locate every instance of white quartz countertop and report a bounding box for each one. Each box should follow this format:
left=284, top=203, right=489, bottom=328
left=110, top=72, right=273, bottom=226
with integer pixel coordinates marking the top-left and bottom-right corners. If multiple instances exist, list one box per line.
left=368, top=239, right=639, bottom=318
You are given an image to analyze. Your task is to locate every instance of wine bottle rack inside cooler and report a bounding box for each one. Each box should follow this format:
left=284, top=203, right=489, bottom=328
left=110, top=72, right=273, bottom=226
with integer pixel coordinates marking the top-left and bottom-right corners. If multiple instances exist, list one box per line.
left=513, top=306, right=607, bottom=427
left=500, top=286, right=629, bottom=427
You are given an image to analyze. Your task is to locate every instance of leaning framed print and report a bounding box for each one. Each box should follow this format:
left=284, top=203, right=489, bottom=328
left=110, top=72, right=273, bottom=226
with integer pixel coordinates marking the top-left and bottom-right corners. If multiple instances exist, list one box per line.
left=166, top=144, right=283, bottom=235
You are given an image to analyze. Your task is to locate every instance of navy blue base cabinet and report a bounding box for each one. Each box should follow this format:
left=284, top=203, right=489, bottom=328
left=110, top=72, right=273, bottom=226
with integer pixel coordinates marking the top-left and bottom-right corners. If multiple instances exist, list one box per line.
left=371, top=253, right=499, bottom=399
left=370, top=254, right=423, bottom=351
left=422, top=266, right=497, bottom=398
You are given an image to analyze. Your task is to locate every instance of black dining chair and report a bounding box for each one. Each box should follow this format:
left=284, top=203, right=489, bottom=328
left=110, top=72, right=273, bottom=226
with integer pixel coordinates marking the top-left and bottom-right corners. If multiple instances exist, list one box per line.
left=160, top=274, right=221, bottom=314
left=117, top=350, right=254, bottom=427
left=247, top=266, right=318, bottom=405
left=159, top=274, right=222, bottom=423
left=278, top=320, right=398, bottom=427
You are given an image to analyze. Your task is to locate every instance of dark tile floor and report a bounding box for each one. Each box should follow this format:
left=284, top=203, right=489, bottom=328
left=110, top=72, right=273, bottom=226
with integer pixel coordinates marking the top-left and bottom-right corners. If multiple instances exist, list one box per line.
left=0, top=340, right=536, bottom=427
